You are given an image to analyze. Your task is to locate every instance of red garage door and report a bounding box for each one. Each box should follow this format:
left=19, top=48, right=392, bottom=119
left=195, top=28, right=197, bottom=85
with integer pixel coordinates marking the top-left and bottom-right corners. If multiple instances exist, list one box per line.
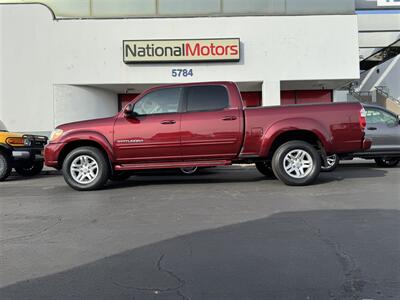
left=241, top=92, right=262, bottom=107
left=281, top=90, right=332, bottom=105
left=118, top=93, right=140, bottom=111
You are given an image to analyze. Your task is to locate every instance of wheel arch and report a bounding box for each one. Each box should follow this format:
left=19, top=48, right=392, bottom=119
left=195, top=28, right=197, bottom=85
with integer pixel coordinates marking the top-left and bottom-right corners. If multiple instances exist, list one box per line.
left=261, top=129, right=326, bottom=159
left=57, top=140, right=113, bottom=172
left=258, top=118, right=331, bottom=158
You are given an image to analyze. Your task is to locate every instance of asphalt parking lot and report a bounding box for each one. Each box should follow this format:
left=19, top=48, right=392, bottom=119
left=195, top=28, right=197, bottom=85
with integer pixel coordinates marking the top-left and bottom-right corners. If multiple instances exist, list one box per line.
left=0, top=161, right=399, bottom=300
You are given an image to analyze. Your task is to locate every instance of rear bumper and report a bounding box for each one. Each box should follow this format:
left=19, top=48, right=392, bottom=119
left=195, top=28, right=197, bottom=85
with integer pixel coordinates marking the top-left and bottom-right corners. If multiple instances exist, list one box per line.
left=44, top=142, right=65, bottom=168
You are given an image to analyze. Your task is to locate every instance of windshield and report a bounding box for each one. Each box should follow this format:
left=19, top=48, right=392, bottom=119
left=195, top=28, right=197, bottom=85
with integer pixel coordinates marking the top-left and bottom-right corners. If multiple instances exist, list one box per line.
left=0, top=120, right=7, bottom=132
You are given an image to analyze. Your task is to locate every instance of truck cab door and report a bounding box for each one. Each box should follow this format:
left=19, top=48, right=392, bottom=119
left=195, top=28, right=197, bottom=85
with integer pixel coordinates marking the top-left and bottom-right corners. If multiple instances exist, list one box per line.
left=180, top=85, right=242, bottom=160
left=113, top=87, right=183, bottom=163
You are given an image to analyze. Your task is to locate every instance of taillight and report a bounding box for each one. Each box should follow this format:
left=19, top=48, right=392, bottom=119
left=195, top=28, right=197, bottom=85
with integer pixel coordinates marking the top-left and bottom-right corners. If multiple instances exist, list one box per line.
left=359, top=107, right=367, bottom=130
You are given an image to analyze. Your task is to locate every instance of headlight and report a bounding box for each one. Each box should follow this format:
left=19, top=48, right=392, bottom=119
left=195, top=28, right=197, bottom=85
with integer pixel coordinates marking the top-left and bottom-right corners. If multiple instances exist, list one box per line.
left=24, top=138, right=32, bottom=146
left=49, top=129, right=64, bottom=142
left=6, top=137, right=25, bottom=146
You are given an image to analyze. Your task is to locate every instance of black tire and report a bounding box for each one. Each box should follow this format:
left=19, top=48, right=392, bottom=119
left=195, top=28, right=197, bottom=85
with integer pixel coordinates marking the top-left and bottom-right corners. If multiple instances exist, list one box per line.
left=374, top=158, right=399, bottom=168
left=0, top=152, right=12, bottom=182
left=271, top=140, right=321, bottom=186
left=15, top=161, right=44, bottom=177
left=62, top=146, right=110, bottom=191
left=110, top=171, right=131, bottom=181
left=255, top=161, right=275, bottom=178
left=321, top=154, right=339, bottom=172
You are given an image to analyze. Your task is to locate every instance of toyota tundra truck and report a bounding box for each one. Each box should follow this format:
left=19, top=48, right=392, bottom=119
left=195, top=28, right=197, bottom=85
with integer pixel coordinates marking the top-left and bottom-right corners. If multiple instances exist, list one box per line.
left=45, top=82, right=371, bottom=191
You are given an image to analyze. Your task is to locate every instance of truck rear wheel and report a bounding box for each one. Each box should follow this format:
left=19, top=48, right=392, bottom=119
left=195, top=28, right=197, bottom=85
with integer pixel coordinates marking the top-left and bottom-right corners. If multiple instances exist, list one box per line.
left=15, top=161, right=44, bottom=177
left=0, top=152, right=12, bottom=182
left=62, top=147, right=110, bottom=191
left=271, top=141, right=321, bottom=186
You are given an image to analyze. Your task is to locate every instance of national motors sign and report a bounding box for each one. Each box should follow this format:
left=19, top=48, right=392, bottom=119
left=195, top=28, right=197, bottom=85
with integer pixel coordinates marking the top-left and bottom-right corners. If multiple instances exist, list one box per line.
left=123, top=38, right=240, bottom=63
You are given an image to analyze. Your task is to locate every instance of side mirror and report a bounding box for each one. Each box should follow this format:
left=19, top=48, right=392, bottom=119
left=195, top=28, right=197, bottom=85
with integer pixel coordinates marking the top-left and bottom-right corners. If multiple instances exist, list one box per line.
left=124, top=104, right=138, bottom=118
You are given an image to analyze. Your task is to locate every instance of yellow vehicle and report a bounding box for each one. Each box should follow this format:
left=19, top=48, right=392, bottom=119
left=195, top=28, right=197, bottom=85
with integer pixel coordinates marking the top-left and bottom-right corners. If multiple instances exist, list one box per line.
left=0, top=120, right=48, bottom=181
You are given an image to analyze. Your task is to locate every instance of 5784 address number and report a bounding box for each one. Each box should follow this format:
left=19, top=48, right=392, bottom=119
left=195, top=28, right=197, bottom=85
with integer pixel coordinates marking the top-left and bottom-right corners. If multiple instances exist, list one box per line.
left=171, top=69, right=194, bottom=78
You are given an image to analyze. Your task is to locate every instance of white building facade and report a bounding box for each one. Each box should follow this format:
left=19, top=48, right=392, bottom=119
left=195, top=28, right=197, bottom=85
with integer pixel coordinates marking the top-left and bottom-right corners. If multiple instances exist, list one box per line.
left=0, top=1, right=360, bottom=134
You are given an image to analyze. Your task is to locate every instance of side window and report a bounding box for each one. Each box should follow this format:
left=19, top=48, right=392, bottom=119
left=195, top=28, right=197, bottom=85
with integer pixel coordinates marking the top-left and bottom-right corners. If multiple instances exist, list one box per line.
left=134, top=88, right=182, bottom=115
left=366, top=108, right=397, bottom=125
left=186, top=85, right=229, bottom=112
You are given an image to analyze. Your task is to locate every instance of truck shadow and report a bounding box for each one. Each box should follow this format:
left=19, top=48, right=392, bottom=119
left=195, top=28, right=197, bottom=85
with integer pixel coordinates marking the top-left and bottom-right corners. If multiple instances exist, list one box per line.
left=1, top=209, right=399, bottom=300
left=0, top=164, right=389, bottom=187
left=106, top=165, right=388, bottom=190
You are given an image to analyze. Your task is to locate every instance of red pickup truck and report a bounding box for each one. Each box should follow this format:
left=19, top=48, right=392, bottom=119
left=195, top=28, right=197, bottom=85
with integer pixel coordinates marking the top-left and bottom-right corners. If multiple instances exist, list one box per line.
left=45, top=82, right=371, bottom=191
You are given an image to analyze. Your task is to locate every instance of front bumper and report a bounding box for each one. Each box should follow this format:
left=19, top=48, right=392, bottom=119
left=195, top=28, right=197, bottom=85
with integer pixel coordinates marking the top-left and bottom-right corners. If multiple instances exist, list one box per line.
left=12, top=147, right=44, bottom=162
left=11, top=135, right=47, bottom=162
left=44, top=142, right=66, bottom=168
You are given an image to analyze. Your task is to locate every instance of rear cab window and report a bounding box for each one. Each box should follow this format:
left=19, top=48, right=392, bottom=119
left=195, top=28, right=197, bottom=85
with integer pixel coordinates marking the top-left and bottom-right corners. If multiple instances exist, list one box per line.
left=185, top=85, right=229, bottom=112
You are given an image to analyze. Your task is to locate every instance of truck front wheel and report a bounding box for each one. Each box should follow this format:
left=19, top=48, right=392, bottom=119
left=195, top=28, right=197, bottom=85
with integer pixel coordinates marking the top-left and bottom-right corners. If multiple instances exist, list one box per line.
left=271, top=141, right=321, bottom=186
left=62, top=147, right=110, bottom=191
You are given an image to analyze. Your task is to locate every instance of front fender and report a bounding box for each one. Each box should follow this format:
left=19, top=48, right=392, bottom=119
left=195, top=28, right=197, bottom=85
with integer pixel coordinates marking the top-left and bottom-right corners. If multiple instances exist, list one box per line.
left=259, top=117, right=332, bottom=157
left=57, top=130, right=115, bottom=161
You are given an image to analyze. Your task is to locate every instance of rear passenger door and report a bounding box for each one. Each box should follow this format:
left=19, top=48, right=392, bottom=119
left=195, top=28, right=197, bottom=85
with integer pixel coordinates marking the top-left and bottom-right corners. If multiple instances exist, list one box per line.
left=180, top=85, right=242, bottom=160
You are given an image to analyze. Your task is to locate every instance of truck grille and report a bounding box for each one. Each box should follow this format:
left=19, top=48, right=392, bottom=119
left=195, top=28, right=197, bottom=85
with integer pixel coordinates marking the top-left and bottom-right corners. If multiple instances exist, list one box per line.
left=24, top=135, right=48, bottom=147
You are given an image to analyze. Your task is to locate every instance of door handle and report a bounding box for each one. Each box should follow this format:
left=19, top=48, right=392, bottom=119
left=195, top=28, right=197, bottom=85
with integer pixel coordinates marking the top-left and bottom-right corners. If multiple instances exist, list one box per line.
left=367, top=127, right=377, bottom=130
left=161, top=120, right=176, bottom=125
left=222, top=116, right=237, bottom=121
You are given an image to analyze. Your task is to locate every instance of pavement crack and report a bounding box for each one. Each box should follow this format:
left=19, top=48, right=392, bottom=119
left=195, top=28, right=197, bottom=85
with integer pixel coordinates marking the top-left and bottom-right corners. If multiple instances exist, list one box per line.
left=0, top=217, right=63, bottom=243
left=301, top=217, right=365, bottom=300
left=113, top=253, right=189, bottom=299
left=182, top=237, right=193, bottom=257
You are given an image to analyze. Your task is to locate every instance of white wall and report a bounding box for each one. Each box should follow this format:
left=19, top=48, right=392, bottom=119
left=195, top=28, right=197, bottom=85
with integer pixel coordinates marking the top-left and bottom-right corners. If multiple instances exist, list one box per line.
left=54, top=85, right=117, bottom=127
left=0, top=4, right=360, bottom=132
left=1, top=4, right=54, bottom=132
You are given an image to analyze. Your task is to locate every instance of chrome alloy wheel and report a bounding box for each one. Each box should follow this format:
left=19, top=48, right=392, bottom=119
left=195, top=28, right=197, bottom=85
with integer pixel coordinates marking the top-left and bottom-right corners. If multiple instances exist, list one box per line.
left=326, top=154, right=337, bottom=167
left=180, top=166, right=198, bottom=175
left=283, top=149, right=314, bottom=179
left=70, top=155, right=99, bottom=184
